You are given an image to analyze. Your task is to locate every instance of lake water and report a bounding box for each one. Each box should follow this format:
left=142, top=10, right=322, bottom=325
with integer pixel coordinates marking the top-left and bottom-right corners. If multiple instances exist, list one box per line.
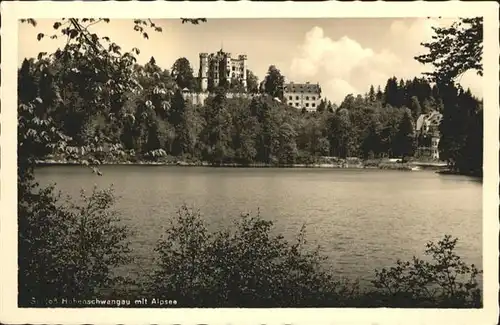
left=35, top=166, right=483, bottom=287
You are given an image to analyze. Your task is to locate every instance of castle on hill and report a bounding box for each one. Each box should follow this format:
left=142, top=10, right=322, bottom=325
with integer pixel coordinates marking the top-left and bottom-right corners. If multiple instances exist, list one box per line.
left=182, top=49, right=322, bottom=111
left=199, top=49, right=248, bottom=92
left=182, top=48, right=251, bottom=105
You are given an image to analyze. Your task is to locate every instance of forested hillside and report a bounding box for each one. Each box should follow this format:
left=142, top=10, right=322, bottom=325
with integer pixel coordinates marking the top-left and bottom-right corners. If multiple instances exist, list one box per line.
left=19, top=54, right=483, bottom=174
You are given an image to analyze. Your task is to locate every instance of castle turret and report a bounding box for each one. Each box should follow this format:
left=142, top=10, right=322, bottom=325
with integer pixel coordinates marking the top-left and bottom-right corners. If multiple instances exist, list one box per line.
left=199, top=53, right=209, bottom=92
left=224, top=53, right=232, bottom=83
left=239, top=54, right=248, bottom=91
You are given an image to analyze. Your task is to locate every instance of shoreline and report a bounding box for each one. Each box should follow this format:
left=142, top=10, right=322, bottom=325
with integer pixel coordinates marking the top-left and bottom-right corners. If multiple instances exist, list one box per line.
left=35, top=159, right=453, bottom=172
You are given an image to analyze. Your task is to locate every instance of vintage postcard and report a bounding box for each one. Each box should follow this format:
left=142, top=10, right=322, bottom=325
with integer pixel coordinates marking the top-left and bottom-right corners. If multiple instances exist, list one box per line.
left=1, top=1, right=499, bottom=324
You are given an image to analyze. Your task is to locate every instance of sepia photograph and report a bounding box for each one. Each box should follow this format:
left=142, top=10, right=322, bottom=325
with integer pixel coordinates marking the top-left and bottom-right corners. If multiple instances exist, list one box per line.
left=1, top=1, right=498, bottom=325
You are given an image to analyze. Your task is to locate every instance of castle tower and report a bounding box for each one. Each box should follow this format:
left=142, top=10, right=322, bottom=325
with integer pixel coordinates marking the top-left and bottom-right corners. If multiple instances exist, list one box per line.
left=224, top=52, right=232, bottom=83
left=239, top=54, right=248, bottom=91
left=199, top=53, right=209, bottom=92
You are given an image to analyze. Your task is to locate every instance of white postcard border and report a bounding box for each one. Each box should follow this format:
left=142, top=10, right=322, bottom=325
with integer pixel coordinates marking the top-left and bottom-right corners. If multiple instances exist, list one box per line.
left=1, top=1, right=498, bottom=324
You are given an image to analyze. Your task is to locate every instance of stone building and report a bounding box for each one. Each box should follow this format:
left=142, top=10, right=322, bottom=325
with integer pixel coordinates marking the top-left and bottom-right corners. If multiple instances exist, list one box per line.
left=199, top=49, right=247, bottom=92
left=415, top=111, right=443, bottom=160
left=283, top=82, right=322, bottom=112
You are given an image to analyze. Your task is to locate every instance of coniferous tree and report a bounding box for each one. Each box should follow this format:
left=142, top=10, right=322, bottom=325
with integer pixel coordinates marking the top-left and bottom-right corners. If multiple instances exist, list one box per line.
left=316, top=99, right=326, bottom=113
left=368, top=85, right=376, bottom=102
left=397, top=79, right=407, bottom=107
left=383, top=77, right=399, bottom=107
left=376, top=85, right=384, bottom=102
left=326, top=100, right=334, bottom=113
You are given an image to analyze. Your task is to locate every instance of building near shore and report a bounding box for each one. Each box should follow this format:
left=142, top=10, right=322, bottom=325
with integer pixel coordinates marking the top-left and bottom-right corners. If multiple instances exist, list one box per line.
left=283, top=82, right=322, bottom=112
left=415, top=111, right=443, bottom=160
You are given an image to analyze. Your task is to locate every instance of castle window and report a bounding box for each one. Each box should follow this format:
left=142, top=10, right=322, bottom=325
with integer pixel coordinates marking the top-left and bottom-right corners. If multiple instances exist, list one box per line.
left=312, top=96, right=316, bottom=100
left=306, top=96, right=309, bottom=100
left=232, top=66, right=235, bottom=71
left=306, top=103, right=309, bottom=107
left=295, top=102, right=299, bottom=107
left=289, top=102, right=293, bottom=106
left=312, top=103, right=316, bottom=107
left=289, top=96, right=292, bottom=100
left=295, top=96, right=299, bottom=100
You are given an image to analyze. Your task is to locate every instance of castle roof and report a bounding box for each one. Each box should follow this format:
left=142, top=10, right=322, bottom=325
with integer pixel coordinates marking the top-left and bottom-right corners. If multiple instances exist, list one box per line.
left=416, top=111, right=443, bottom=132
left=284, top=82, right=321, bottom=94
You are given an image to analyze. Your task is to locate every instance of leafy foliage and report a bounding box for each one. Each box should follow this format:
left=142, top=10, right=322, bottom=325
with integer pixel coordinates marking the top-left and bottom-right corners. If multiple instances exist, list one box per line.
left=415, top=17, right=483, bottom=84
left=149, top=206, right=481, bottom=308
left=149, top=205, right=359, bottom=307
left=17, top=17, right=206, bottom=307
left=171, top=57, right=198, bottom=91
left=18, top=18, right=206, bottom=171
left=246, top=69, right=260, bottom=94
left=18, top=185, right=131, bottom=306
left=262, top=65, right=285, bottom=100
left=20, top=17, right=482, bottom=172
left=180, top=18, right=207, bottom=25
left=370, top=235, right=481, bottom=308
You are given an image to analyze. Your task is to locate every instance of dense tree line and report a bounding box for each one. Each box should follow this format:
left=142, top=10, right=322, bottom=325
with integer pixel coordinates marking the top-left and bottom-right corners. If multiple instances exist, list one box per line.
left=19, top=53, right=482, bottom=170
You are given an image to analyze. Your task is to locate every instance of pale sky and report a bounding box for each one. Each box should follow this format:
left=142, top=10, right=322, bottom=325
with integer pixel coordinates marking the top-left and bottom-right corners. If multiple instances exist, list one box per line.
left=18, top=18, right=483, bottom=104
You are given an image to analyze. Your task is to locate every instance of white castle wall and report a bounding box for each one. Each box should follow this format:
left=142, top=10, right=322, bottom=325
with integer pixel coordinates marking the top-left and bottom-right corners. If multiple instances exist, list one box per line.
left=182, top=91, right=259, bottom=106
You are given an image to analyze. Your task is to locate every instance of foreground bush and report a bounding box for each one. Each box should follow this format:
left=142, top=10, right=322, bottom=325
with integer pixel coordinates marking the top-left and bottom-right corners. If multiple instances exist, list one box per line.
left=18, top=183, right=132, bottom=306
left=149, top=206, right=357, bottom=307
left=369, top=235, right=482, bottom=308
left=149, top=206, right=482, bottom=308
